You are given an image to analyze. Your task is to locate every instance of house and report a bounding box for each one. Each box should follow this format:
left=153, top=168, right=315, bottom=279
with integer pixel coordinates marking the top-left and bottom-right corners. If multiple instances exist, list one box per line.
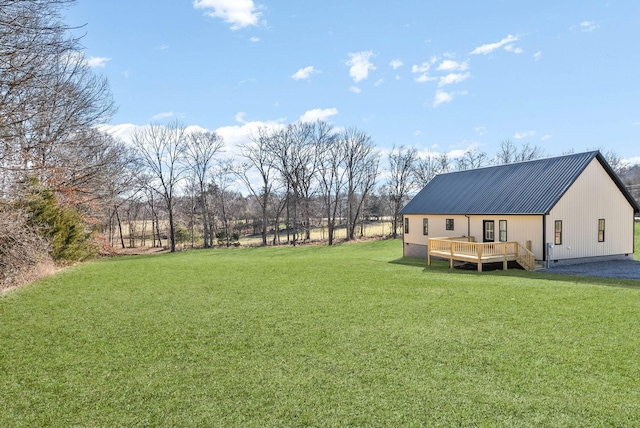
left=400, top=151, right=639, bottom=269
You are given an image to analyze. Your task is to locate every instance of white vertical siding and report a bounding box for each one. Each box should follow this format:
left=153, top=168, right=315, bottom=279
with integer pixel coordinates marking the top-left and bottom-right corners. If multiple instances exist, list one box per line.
left=403, top=214, right=544, bottom=259
left=403, top=214, right=470, bottom=246
left=467, top=215, right=544, bottom=259
left=547, top=159, right=635, bottom=260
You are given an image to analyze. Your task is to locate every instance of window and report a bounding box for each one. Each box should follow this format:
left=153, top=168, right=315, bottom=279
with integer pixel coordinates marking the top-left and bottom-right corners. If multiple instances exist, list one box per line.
left=499, top=220, right=507, bottom=242
left=484, top=221, right=495, bottom=242
left=554, top=220, right=562, bottom=245
left=404, top=217, right=409, bottom=234
left=423, top=218, right=429, bottom=236
left=598, top=219, right=605, bottom=242
left=446, top=218, right=454, bottom=231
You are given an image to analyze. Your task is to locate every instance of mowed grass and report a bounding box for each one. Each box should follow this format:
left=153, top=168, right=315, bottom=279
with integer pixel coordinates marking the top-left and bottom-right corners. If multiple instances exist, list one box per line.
left=1, top=239, right=640, bottom=426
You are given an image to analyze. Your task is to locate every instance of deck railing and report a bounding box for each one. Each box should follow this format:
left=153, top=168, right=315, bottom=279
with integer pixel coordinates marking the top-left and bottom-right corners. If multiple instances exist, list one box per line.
left=428, top=237, right=535, bottom=271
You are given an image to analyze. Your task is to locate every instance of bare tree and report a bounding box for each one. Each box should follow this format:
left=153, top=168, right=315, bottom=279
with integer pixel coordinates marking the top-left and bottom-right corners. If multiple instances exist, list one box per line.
left=495, top=140, right=545, bottom=164
left=265, top=122, right=319, bottom=245
left=315, top=124, right=344, bottom=245
left=455, top=148, right=488, bottom=171
left=600, top=149, right=626, bottom=175
left=132, top=121, right=187, bottom=252
left=183, top=130, right=224, bottom=248
left=414, top=150, right=449, bottom=187
left=211, top=160, right=235, bottom=247
left=341, top=128, right=379, bottom=240
left=236, top=126, right=280, bottom=246
left=1, top=0, right=117, bottom=202
left=387, top=145, right=418, bottom=238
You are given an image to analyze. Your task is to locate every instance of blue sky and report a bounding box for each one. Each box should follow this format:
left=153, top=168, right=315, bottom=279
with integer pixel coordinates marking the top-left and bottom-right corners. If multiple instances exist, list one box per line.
left=67, top=1, right=640, bottom=164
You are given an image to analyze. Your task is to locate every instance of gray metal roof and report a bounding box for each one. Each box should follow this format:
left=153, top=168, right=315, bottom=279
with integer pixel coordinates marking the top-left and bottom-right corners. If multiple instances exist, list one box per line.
left=401, top=151, right=640, bottom=215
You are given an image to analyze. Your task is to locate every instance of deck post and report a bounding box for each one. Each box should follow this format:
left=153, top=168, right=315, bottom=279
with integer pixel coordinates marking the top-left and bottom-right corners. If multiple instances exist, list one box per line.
left=477, top=244, right=483, bottom=272
left=427, top=240, right=431, bottom=266
left=503, top=243, right=508, bottom=270
left=450, top=241, right=454, bottom=269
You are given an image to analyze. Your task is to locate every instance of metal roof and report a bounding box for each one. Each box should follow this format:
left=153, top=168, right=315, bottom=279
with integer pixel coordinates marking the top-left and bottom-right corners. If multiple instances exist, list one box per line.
left=401, top=151, right=640, bottom=215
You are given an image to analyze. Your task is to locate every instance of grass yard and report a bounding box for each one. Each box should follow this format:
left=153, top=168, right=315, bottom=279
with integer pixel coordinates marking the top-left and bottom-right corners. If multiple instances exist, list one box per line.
left=1, top=239, right=640, bottom=426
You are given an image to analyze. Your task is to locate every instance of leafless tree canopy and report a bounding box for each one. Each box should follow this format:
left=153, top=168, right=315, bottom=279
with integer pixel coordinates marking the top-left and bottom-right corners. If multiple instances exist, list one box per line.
left=495, top=140, right=545, bottom=165
left=387, top=145, right=418, bottom=239
left=131, top=121, right=188, bottom=253
left=1, top=0, right=116, bottom=199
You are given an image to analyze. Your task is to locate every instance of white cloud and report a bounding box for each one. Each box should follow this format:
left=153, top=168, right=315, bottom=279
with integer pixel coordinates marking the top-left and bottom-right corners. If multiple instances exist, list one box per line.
left=433, top=90, right=467, bottom=107
left=474, top=126, right=486, bottom=136
left=389, top=59, right=404, bottom=69
left=541, top=134, right=552, bottom=141
left=194, top=0, right=262, bottom=30
left=415, top=74, right=434, bottom=83
left=85, top=56, right=111, bottom=68
left=150, top=112, right=175, bottom=121
left=438, top=72, right=471, bottom=87
left=101, top=120, right=282, bottom=164
left=514, top=131, right=536, bottom=139
left=375, top=78, right=384, bottom=87
left=633, top=121, right=640, bottom=126
left=470, top=34, right=519, bottom=55
left=298, top=108, right=339, bottom=123
left=534, top=51, right=542, bottom=61
left=346, top=51, right=376, bottom=82
left=235, top=112, right=247, bottom=123
left=437, top=60, right=469, bottom=71
left=97, top=123, right=139, bottom=143
left=411, top=58, right=436, bottom=73
left=504, top=45, right=523, bottom=54
left=448, top=149, right=467, bottom=158
left=291, top=66, right=318, bottom=80
left=250, top=36, right=260, bottom=42
left=349, top=86, right=362, bottom=94
left=579, top=21, right=599, bottom=32
left=412, top=58, right=437, bottom=83
left=624, top=156, right=640, bottom=166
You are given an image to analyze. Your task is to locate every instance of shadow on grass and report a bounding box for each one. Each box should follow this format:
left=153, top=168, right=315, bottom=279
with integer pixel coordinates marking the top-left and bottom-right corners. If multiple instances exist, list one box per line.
left=389, top=257, right=640, bottom=289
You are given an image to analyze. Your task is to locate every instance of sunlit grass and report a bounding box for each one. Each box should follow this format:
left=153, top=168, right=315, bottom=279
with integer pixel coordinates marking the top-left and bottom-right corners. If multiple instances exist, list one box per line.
left=1, top=239, right=639, bottom=426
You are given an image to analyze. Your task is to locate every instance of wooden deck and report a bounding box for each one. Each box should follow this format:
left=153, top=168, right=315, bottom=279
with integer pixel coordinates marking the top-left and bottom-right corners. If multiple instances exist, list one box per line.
left=428, top=237, right=535, bottom=272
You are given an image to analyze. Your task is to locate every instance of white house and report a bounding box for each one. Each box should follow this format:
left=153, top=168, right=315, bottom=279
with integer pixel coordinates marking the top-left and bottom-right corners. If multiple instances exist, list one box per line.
left=400, top=151, right=639, bottom=267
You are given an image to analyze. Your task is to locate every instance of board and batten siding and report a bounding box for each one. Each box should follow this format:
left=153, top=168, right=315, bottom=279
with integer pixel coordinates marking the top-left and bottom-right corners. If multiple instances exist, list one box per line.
left=402, top=214, right=467, bottom=258
left=466, top=215, right=543, bottom=260
left=546, top=158, right=635, bottom=260
left=402, top=214, right=544, bottom=259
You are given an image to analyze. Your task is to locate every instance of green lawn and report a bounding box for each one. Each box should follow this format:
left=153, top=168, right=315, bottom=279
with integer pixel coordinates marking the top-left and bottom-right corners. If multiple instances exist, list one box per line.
left=1, top=239, right=640, bottom=426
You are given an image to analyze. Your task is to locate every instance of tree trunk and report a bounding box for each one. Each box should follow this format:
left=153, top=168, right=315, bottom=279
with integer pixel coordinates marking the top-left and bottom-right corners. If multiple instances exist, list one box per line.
left=115, top=206, right=125, bottom=249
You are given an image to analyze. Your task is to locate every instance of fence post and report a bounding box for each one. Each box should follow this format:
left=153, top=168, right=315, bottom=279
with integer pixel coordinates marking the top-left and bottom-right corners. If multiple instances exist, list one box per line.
left=477, top=244, right=483, bottom=272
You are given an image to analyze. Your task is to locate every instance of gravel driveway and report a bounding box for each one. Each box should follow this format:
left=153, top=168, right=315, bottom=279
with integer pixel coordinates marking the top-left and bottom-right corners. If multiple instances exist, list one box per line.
left=539, top=259, right=640, bottom=280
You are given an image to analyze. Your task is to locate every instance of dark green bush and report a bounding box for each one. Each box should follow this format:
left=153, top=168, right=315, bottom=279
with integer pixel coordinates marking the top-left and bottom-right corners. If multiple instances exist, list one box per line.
left=25, top=187, right=97, bottom=262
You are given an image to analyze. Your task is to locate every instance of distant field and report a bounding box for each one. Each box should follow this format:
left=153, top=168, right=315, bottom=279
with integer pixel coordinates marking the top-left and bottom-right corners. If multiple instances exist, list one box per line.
left=1, top=239, right=640, bottom=426
left=108, top=219, right=396, bottom=249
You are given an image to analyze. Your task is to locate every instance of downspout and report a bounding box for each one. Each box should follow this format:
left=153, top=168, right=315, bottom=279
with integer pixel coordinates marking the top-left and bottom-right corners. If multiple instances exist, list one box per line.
left=464, top=215, right=471, bottom=241
left=542, top=214, right=547, bottom=268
